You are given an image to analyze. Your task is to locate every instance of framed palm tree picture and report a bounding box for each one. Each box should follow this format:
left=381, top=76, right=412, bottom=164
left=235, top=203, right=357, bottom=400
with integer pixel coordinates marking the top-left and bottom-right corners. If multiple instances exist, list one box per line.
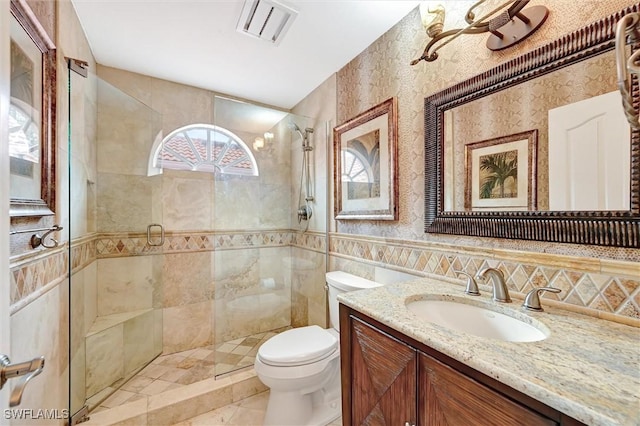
left=465, top=130, right=537, bottom=211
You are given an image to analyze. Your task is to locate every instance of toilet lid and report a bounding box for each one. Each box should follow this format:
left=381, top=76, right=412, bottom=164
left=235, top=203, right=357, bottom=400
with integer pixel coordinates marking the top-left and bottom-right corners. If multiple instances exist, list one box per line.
left=258, top=325, right=338, bottom=366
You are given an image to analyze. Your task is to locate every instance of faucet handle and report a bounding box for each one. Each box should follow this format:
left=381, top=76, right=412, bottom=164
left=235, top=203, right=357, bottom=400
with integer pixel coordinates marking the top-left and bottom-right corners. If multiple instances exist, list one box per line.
left=523, top=287, right=561, bottom=312
left=455, top=271, right=480, bottom=296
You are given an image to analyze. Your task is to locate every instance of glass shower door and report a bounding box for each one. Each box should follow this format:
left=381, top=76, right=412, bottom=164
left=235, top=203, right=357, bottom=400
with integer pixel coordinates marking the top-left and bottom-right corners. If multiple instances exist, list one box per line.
left=68, top=63, right=164, bottom=417
left=212, top=96, right=315, bottom=377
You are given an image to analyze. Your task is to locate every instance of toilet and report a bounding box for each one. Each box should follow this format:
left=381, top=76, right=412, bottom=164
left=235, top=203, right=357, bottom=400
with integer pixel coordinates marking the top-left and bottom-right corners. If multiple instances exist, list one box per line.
left=254, top=271, right=382, bottom=426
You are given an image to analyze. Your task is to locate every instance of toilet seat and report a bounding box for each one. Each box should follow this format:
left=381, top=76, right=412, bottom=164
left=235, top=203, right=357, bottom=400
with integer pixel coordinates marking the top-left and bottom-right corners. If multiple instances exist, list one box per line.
left=258, top=325, right=338, bottom=366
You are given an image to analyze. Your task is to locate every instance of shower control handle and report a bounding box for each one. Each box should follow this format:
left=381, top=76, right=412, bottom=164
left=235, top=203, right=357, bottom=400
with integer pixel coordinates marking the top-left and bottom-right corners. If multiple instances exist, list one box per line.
left=297, top=204, right=312, bottom=223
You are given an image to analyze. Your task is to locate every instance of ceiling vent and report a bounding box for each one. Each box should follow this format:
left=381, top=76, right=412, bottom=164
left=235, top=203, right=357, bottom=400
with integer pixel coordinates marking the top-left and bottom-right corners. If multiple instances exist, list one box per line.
left=236, top=0, right=298, bottom=46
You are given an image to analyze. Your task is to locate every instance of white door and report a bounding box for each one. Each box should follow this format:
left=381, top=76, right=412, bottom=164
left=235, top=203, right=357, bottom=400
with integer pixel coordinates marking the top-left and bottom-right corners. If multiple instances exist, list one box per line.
left=1, top=0, right=13, bottom=416
left=548, top=90, right=630, bottom=211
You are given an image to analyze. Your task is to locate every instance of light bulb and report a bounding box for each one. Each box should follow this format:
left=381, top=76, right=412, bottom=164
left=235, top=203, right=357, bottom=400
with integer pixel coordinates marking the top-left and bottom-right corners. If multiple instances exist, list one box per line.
left=419, top=3, right=445, bottom=38
left=253, top=137, right=265, bottom=150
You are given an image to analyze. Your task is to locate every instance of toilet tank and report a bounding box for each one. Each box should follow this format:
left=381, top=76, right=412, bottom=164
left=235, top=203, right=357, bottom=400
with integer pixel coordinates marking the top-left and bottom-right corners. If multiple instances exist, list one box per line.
left=326, top=271, right=381, bottom=332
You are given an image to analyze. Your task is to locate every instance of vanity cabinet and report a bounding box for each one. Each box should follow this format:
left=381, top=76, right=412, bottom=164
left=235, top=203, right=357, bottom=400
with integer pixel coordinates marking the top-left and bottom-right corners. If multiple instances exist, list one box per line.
left=339, top=305, right=585, bottom=426
left=418, top=351, right=554, bottom=425
left=348, top=311, right=416, bottom=424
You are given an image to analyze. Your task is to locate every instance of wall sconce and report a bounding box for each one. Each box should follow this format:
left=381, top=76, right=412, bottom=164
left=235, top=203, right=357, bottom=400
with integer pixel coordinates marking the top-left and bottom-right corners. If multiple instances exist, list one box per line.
left=253, top=131, right=274, bottom=151
left=253, top=137, right=265, bottom=151
left=411, top=0, right=548, bottom=65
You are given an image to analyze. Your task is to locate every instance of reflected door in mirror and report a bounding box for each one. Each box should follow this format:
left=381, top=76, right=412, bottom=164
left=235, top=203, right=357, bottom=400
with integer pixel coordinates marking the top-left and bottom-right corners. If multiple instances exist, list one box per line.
left=442, top=50, right=631, bottom=213
left=548, top=91, right=630, bottom=211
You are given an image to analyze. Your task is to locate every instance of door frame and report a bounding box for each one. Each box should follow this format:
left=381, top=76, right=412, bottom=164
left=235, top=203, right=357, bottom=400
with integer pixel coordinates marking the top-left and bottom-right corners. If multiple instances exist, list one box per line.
left=1, top=0, right=13, bottom=416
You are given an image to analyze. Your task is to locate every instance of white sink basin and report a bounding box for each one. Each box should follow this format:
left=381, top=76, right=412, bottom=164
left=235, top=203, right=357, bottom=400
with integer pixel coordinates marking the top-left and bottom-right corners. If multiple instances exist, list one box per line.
left=406, top=297, right=549, bottom=342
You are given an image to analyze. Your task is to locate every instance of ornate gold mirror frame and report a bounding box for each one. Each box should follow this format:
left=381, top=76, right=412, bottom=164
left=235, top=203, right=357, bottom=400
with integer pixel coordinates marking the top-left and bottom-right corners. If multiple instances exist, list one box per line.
left=425, top=5, right=639, bottom=247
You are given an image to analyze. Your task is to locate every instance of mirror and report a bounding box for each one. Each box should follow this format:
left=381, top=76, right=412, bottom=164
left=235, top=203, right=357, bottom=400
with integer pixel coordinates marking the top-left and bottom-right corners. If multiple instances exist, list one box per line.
left=425, top=5, right=639, bottom=247
left=9, top=0, right=57, bottom=217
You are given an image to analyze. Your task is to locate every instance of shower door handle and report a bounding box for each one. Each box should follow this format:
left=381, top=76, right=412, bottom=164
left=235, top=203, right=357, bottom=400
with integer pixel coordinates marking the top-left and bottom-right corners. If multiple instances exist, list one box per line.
left=147, top=223, right=165, bottom=247
left=0, top=354, right=45, bottom=407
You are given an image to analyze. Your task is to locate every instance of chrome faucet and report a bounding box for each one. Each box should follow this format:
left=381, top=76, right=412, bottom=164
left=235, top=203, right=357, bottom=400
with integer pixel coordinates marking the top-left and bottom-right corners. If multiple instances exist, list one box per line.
left=475, top=267, right=511, bottom=303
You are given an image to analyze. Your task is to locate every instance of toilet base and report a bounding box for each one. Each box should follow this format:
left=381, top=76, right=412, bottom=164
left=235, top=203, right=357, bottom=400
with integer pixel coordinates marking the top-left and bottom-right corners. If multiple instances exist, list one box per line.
left=263, top=388, right=341, bottom=426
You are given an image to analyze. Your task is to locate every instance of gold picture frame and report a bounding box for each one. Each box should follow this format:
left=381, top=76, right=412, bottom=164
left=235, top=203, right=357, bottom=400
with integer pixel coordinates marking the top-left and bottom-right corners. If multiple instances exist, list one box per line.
left=334, top=98, right=398, bottom=220
left=465, top=130, right=537, bottom=211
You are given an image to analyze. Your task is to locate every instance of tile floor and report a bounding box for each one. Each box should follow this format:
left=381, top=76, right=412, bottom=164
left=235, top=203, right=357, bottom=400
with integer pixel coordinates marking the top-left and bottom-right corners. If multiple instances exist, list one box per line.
left=86, top=325, right=344, bottom=426
left=90, top=330, right=283, bottom=413
left=171, top=391, right=343, bottom=426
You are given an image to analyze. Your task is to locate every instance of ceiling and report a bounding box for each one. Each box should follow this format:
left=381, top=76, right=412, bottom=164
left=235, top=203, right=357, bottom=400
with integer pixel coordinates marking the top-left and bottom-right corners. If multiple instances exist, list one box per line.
left=70, top=0, right=420, bottom=110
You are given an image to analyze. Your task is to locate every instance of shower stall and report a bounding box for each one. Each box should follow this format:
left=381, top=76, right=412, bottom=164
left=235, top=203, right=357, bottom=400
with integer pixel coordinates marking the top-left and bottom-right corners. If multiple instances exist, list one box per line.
left=68, top=63, right=328, bottom=418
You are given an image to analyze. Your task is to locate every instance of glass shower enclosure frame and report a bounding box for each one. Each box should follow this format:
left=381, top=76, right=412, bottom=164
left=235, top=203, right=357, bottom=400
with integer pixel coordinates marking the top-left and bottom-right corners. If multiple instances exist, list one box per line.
left=68, top=65, right=328, bottom=420
left=68, top=62, right=164, bottom=417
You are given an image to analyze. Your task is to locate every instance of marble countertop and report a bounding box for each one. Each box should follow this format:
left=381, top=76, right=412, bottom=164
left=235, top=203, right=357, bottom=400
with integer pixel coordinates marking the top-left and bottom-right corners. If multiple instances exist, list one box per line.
left=337, top=277, right=640, bottom=426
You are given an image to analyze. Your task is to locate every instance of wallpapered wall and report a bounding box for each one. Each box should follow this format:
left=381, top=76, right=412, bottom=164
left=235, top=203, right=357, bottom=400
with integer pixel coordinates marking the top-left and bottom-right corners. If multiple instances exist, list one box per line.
left=335, top=0, right=638, bottom=261
left=328, top=0, right=639, bottom=321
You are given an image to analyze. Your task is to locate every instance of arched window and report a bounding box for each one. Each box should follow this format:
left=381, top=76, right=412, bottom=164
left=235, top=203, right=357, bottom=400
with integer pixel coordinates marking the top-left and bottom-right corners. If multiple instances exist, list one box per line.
left=341, top=148, right=373, bottom=184
left=151, top=124, right=258, bottom=176
left=342, top=147, right=381, bottom=200
left=9, top=99, right=40, bottom=163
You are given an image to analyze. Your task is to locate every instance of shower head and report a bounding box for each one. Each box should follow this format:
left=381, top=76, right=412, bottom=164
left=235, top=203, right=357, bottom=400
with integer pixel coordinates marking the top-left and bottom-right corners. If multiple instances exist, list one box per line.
left=289, top=122, right=314, bottom=152
left=289, top=122, right=314, bottom=136
left=288, top=122, right=305, bottom=141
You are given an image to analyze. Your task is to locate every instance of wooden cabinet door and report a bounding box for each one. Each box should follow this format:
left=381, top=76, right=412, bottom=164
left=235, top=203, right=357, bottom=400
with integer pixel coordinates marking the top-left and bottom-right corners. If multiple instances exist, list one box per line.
left=350, top=317, right=417, bottom=425
left=418, top=352, right=557, bottom=426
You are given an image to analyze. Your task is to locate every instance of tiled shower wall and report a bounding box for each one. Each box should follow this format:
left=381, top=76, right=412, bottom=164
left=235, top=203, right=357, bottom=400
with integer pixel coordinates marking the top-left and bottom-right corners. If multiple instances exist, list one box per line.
left=11, top=230, right=327, bottom=339
left=10, top=228, right=327, bottom=418
left=93, top=230, right=327, bottom=344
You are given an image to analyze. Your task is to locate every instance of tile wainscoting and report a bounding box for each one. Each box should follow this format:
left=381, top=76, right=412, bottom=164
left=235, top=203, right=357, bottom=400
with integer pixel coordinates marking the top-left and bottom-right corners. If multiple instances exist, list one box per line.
left=10, top=230, right=327, bottom=308
left=10, top=229, right=639, bottom=322
left=329, top=233, right=640, bottom=323
left=10, top=229, right=639, bottom=324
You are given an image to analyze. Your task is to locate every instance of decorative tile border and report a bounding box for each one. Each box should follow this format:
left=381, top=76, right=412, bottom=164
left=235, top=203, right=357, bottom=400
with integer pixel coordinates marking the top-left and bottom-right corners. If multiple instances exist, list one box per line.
left=291, top=231, right=326, bottom=254
left=95, top=230, right=295, bottom=257
left=10, top=247, right=68, bottom=307
left=17, top=228, right=637, bottom=321
left=329, top=233, right=640, bottom=320
left=71, top=234, right=97, bottom=273
left=10, top=229, right=324, bottom=308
